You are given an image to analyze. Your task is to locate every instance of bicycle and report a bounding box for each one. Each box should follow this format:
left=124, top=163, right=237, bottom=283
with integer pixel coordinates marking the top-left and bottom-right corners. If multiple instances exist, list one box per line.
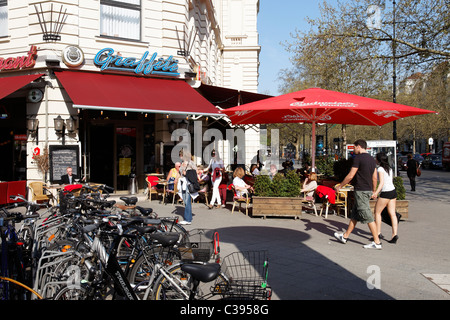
left=0, top=199, right=41, bottom=300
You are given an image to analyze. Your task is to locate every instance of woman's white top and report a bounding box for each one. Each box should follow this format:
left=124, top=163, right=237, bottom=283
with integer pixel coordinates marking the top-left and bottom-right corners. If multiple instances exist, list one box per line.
left=233, top=177, right=248, bottom=197
left=207, top=158, right=224, bottom=172
left=377, top=167, right=395, bottom=192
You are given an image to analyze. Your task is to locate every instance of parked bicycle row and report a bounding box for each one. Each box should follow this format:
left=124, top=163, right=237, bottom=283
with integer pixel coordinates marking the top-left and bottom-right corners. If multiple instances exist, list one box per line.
left=0, top=184, right=271, bottom=300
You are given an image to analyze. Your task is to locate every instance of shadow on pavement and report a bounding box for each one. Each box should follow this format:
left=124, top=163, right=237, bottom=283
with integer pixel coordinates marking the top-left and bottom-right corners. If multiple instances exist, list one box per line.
left=214, top=225, right=393, bottom=300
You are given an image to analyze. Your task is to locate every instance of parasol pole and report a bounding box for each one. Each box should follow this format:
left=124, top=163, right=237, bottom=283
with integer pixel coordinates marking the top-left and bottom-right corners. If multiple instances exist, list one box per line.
left=311, top=121, right=316, bottom=172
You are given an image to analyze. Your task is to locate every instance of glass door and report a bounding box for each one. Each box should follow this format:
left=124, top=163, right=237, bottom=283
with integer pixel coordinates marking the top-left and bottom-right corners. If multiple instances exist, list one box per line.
left=116, top=127, right=136, bottom=191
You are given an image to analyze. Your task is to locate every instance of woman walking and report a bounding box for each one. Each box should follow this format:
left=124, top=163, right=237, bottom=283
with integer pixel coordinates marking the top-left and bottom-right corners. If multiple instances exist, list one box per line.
left=372, top=152, right=398, bottom=243
left=204, top=150, right=224, bottom=209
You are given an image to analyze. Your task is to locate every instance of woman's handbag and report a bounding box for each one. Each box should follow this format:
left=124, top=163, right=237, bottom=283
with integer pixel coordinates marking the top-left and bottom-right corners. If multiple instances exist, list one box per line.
left=417, top=167, right=422, bottom=177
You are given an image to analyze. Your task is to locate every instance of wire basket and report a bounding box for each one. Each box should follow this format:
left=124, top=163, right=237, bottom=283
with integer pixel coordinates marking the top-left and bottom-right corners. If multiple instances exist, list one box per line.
left=178, top=229, right=219, bottom=263
left=214, top=250, right=271, bottom=300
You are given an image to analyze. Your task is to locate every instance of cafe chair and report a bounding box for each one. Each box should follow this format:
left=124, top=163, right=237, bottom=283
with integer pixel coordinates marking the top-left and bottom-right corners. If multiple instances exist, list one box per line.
left=333, top=184, right=349, bottom=219
left=301, top=188, right=318, bottom=216
left=316, top=185, right=336, bottom=219
left=228, top=184, right=250, bottom=216
left=166, top=181, right=182, bottom=205
left=146, top=176, right=163, bottom=201
left=28, top=181, right=54, bottom=205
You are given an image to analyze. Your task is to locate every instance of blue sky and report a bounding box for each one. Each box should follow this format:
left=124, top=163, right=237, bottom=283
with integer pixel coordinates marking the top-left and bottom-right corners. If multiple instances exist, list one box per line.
left=257, top=1, right=337, bottom=96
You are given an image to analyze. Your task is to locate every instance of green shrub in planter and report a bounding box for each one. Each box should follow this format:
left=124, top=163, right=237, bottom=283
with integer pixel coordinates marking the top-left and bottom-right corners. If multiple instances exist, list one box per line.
left=393, top=176, right=406, bottom=200
left=270, top=173, right=284, bottom=197
left=253, top=171, right=301, bottom=197
left=281, top=170, right=301, bottom=197
left=253, top=174, right=272, bottom=197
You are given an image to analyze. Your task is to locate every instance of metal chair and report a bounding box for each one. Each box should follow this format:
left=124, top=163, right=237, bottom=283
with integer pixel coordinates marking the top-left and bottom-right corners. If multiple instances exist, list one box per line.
left=228, top=184, right=250, bottom=216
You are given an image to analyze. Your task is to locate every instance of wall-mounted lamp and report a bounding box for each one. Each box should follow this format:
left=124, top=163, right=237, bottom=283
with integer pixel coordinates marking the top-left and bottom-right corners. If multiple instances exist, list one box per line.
left=27, top=118, right=39, bottom=138
left=54, top=115, right=77, bottom=144
left=54, top=115, right=64, bottom=133
left=65, top=116, right=76, bottom=133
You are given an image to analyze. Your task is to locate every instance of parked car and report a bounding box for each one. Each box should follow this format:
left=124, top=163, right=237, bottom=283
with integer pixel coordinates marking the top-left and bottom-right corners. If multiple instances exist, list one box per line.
left=422, top=154, right=443, bottom=169
left=421, top=152, right=432, bottom=158
left=413, top=153, right=424, bottom=166
left=398, top=156, right=408, bottom=171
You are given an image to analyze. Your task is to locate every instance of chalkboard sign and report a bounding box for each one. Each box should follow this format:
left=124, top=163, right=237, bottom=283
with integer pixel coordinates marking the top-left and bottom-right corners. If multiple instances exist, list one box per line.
left=49, top=145, right=80, bottom=183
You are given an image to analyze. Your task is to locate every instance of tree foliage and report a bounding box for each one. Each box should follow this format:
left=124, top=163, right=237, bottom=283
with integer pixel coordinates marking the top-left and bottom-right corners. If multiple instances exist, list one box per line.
left=276, top=0, right=449, bottom=150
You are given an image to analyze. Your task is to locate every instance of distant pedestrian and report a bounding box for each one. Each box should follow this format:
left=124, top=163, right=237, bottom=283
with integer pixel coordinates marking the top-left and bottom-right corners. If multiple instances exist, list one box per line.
left=372, top=152, right=398, bottom=244
left=406, top=154, right=419, bottom=191
left=334, top=139, right=381, bottom=249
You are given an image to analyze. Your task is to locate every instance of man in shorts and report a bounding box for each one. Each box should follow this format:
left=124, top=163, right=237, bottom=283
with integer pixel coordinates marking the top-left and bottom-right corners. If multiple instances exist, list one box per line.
left=334, top=139, right=381, bottom=249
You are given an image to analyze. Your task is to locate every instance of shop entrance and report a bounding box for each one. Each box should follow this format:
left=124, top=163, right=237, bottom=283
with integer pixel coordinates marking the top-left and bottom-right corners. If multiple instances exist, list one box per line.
left=88, top=124, right=114, bottom=187
left=0, top=98, right=27, bottom=181
left=84, top=110, right=155, bottom=192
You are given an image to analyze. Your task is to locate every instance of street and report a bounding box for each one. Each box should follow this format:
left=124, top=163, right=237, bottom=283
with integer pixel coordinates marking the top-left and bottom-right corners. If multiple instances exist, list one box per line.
left=399, top=167, right=450, bottom=204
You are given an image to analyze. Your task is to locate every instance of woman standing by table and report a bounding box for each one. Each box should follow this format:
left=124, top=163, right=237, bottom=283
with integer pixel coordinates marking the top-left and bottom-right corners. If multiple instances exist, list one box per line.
left=204, top=150, right=224, bottom=209
left=372, top=152, right=399, bottom=244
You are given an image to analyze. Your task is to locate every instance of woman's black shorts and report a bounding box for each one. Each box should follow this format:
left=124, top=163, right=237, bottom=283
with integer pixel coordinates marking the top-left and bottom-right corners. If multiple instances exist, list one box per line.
left=379, top=189, right=397, bottom=199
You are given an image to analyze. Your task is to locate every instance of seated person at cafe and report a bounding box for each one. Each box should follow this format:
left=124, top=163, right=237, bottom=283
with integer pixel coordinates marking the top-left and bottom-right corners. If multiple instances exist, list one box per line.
left=269, top=164, right=278, bottom=180
left=301, top=172, right=318, bottom=200
left=60, top=166, right=83, bottom=185
left=197, top=165, right=210, bottom=193
left=166, top=162, right=181, bottom=191
left=233, top=167, right=253, bottom=197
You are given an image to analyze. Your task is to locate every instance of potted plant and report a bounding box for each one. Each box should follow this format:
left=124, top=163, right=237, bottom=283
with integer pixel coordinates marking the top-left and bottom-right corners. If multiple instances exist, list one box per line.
left=252, top=170, right=304, bottom=219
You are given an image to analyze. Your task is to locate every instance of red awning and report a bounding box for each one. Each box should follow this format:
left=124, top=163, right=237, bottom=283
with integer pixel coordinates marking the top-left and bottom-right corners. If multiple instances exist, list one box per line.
left=0, top=73, right=44, bottom=100
left=54, top=70, right=220, bottom=116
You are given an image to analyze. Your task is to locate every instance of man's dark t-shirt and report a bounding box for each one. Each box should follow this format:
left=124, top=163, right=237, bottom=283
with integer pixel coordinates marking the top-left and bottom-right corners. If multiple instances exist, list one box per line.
left=351, top=153, right=376, bottom=191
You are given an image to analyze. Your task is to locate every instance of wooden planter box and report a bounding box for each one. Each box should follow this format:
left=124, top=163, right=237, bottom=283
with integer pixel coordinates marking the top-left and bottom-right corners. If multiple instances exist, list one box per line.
left=252, top=196, right=304, bottom=219
left=369, top=200, right=409, bottom=220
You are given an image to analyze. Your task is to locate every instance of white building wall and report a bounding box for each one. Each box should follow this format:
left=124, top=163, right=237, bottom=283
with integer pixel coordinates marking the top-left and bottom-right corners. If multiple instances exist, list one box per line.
left=0, top=0, right=262, bottom=180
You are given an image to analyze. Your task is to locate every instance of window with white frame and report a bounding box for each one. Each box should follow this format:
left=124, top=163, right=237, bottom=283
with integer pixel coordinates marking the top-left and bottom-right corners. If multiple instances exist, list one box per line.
left=0, top=0, right=7, bottom=38
left=100, top=0, right=141, bottom=41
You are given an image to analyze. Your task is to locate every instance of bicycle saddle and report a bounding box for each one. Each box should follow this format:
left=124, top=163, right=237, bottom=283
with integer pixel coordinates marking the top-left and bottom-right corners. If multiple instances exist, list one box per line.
left=149, top=232, right=180, bottom=247
left=135, top=206, right=153, bottom=216
left=120, top=197, right=138, bottom=206
left=181, top=263, right=221, bottom=283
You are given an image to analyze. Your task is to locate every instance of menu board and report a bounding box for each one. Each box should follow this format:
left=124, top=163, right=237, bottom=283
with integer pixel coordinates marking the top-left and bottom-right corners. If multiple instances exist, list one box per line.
left=49, top=145, right=79, bottom=183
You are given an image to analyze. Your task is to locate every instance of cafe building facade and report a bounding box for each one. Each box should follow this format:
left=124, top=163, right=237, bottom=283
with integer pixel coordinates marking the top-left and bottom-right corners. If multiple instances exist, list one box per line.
left=0, top=0, right=269, bottom=192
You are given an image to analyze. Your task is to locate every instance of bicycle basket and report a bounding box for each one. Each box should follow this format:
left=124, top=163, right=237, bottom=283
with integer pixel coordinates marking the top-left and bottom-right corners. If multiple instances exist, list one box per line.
left=214, top=250, right=271, bottom=300
left=178, top=229, right=219, bottom=263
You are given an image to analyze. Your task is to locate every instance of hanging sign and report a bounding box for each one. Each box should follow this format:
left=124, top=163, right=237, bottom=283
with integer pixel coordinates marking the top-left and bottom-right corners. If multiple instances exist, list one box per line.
left=0, top=46, right=37, bottom=71
left=94, top=48, right=179, bottom=77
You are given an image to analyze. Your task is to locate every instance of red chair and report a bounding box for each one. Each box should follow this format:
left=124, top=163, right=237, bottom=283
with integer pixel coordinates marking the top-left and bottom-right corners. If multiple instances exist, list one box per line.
left=316, top=185, right=336, bottom=218
left=7, top=181, right=27, bottom=204
left=146, top=176, right=163, bottom=201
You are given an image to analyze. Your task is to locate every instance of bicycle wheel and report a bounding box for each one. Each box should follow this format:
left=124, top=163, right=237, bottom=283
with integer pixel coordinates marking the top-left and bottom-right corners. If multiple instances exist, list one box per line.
left=127, top=247, right=180, bottom=299
left=53, top=285, right=90, bottom=300
left=152, top=264, right=192, bottom=300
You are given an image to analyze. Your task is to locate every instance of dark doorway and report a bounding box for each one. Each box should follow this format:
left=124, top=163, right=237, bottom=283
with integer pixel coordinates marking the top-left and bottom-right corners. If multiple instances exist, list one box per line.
left=89, top=124, right=114, bottom=187
left=0, top=98, right=27, bottom=181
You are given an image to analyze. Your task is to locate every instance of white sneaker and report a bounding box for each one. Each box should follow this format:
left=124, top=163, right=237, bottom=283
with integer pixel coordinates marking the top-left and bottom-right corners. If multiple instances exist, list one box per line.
left=179, top=221, right=191, bottom=225
left=334, top=232, right=347, bottom=244
left=363, top=241, right=382, bottom=249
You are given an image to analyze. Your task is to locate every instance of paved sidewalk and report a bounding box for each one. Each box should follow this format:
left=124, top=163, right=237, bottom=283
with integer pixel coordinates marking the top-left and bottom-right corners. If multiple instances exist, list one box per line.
left=120, top=181, right=450, bottom=300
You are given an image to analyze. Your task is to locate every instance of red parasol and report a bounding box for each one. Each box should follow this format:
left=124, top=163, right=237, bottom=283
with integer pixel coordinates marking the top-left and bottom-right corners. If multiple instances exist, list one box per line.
left=221, top=87, right=435, bottom=169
